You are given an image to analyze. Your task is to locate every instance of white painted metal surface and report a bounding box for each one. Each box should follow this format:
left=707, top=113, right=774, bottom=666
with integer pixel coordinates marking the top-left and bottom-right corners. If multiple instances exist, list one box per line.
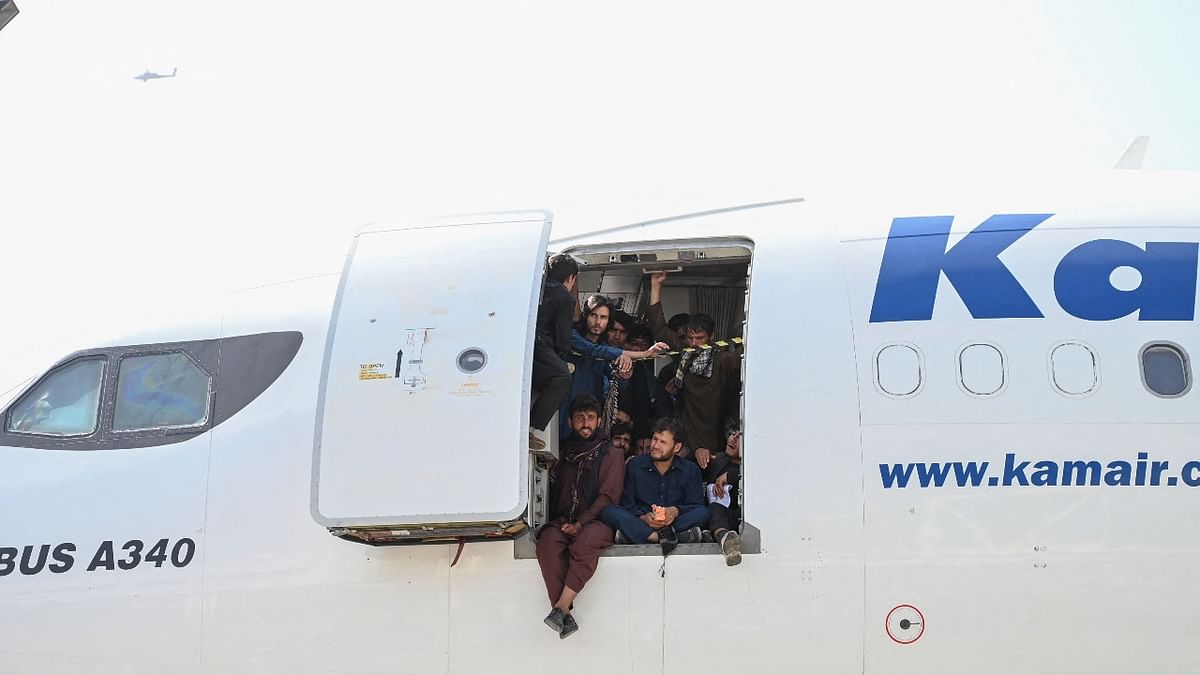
left=314, top=213, right=551, bottom=527
left=3, top=174, right=1200, bottom=673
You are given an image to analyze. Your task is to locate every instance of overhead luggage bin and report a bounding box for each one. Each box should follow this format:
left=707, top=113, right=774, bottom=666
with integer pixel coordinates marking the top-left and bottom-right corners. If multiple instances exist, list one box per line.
left=312, top=212, right=552, bottom=544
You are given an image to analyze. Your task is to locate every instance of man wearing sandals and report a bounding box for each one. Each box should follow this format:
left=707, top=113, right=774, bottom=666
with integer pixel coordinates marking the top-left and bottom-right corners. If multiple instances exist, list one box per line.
left=536, top=394, right=624, bottom=639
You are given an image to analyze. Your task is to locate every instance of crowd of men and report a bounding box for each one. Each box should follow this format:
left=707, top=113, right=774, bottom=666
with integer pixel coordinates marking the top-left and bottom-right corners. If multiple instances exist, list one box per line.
left=531, top=254, right=744, bottom=639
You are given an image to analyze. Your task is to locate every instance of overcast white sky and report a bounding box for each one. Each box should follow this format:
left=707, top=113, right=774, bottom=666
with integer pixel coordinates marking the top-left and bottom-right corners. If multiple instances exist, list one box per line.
left=0, top=1, right=1195, bottom=391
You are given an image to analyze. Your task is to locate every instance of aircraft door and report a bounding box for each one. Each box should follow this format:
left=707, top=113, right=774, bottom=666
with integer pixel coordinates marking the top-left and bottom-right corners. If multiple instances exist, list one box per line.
left=313, top=212, right=552, bottom=544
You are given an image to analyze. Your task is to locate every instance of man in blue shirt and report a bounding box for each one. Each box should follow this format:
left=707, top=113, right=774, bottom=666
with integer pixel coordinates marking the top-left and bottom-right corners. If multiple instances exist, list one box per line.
left=601, top=418, right=709, bottom=545
left=559, top=295, right=667, bottom=437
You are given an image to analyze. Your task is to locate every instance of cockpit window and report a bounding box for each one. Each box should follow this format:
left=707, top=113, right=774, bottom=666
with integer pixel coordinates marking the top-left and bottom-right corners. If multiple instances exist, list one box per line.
left=113, top=353, right=211, bottom=432
left=0, top=331, right=301, bottom=451
left=6, top=358, right=105, bottom=436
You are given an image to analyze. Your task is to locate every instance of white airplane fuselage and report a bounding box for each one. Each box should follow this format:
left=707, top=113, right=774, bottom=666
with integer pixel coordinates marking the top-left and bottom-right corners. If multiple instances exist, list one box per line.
left=3, top=173, right=1200, bottom=674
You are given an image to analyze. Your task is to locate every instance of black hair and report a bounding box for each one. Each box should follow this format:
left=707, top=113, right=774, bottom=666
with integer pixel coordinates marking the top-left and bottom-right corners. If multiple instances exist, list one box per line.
left=546, top=253, right=579, bottom=284
left=685, top=313, right=716, bottom=338
left=651, top=417, right=685, bottom=446
left=667, top=313, right=691, bottom=331
left=609, top=310, right=633, bottom=332
left=724, top=419, right=741, bottom=439
left=569, top=393, right=603, bottom=417
left=610, top=422, right=631, bottom=437
left=626, top=323, right=653, bottom=346
left=576, top=294, right=613, bottom=336
left=631, top=423, right=652, bottom=442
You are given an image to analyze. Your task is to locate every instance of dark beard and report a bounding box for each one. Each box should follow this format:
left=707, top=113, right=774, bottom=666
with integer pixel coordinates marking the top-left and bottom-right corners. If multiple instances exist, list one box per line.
left=563, top=430, right=608, bottom=464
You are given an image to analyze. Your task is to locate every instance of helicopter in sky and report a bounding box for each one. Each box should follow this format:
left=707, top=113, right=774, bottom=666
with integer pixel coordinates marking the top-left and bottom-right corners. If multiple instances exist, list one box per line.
left=133, top=67, right=177, bottom=82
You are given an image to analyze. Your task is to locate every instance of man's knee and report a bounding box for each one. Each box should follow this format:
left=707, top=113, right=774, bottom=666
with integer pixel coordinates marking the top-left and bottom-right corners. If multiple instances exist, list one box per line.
left=599, top=506, right=626, bottom=529
left=676, top=506, right=711, bottom=530
left=536, top=526, right=568, bottom=557
left=570, top=522, right=614, bottom=552
left=708, top=503, right=735, bottom=531
left=549, top=369, right=571, bottom=393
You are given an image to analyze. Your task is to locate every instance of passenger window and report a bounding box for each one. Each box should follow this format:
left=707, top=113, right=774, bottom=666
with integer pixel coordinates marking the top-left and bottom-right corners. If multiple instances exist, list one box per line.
left=113, top=353, right=211, bottom=431
left=1050, top=342, right=1099, bottom=396
left=958, top=343, right=1005, bottom=396
left=1141, top=343, right=1190, bottom=398
left=874, top=344, right=923, bottom=397
left=6, top=358, right=105, bottom=436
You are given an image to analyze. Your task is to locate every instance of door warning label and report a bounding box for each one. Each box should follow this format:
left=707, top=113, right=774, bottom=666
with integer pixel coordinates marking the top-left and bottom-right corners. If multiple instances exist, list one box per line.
left=359, top=363, right=390, bottom=380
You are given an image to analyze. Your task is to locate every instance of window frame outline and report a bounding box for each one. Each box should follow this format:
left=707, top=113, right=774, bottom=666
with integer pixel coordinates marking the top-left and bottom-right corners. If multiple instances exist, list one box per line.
left=3, top=355, right=109, bottom=439
left=1138, top=341, right=1192, bottom=399
left=110, top=349, right=215, bottom=434
left=955, top=341, right=1009, bottom=398
left=871, top=342, right=926, bottom=399
left=1046, top=340, right=1101, bottom=398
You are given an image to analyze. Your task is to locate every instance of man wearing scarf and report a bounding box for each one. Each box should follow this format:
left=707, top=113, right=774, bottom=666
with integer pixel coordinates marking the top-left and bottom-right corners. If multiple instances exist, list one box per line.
left=536, top=394, right=624, bottom=639
left=646, top=272, right=742, bottom=463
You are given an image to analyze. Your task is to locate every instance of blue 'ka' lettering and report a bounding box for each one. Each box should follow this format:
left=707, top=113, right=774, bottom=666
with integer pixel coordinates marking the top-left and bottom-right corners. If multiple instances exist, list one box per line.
left=869, top=214, right=1200, bottom=322
left=870, top=214, right=1051, bottom=322
left=1054, top=239, right=1198, bottom=321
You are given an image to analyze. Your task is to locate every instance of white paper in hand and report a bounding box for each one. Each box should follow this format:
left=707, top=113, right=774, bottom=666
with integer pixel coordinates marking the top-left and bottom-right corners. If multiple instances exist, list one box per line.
left=705, top=483, right=731, bottom=507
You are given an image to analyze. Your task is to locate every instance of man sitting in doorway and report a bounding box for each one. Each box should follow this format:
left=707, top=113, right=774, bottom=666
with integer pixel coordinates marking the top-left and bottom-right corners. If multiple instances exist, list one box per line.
left=609, top=422, right=632, bottom=458
left=631, top=427, right=653, bottom=458
left=536, top=394, right=625, bottom=639
left=704, top=422, right=743, bottom=566
left=601, top=418, right=709, bottom=546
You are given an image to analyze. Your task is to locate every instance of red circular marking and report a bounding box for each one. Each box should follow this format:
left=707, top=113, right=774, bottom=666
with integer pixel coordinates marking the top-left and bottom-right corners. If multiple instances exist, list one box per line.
left=885, top=604, right=926, bottom=645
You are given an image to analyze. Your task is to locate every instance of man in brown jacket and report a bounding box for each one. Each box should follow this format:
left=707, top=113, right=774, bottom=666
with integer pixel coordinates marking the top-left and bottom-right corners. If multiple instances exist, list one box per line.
left=536, top=394, right=624, bottom=639
left=646, top=271, right=742, bottom=465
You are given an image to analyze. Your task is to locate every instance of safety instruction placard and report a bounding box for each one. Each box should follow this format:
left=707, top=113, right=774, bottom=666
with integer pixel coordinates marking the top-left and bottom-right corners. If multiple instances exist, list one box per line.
left=358, top=363, right=391, bottom=380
